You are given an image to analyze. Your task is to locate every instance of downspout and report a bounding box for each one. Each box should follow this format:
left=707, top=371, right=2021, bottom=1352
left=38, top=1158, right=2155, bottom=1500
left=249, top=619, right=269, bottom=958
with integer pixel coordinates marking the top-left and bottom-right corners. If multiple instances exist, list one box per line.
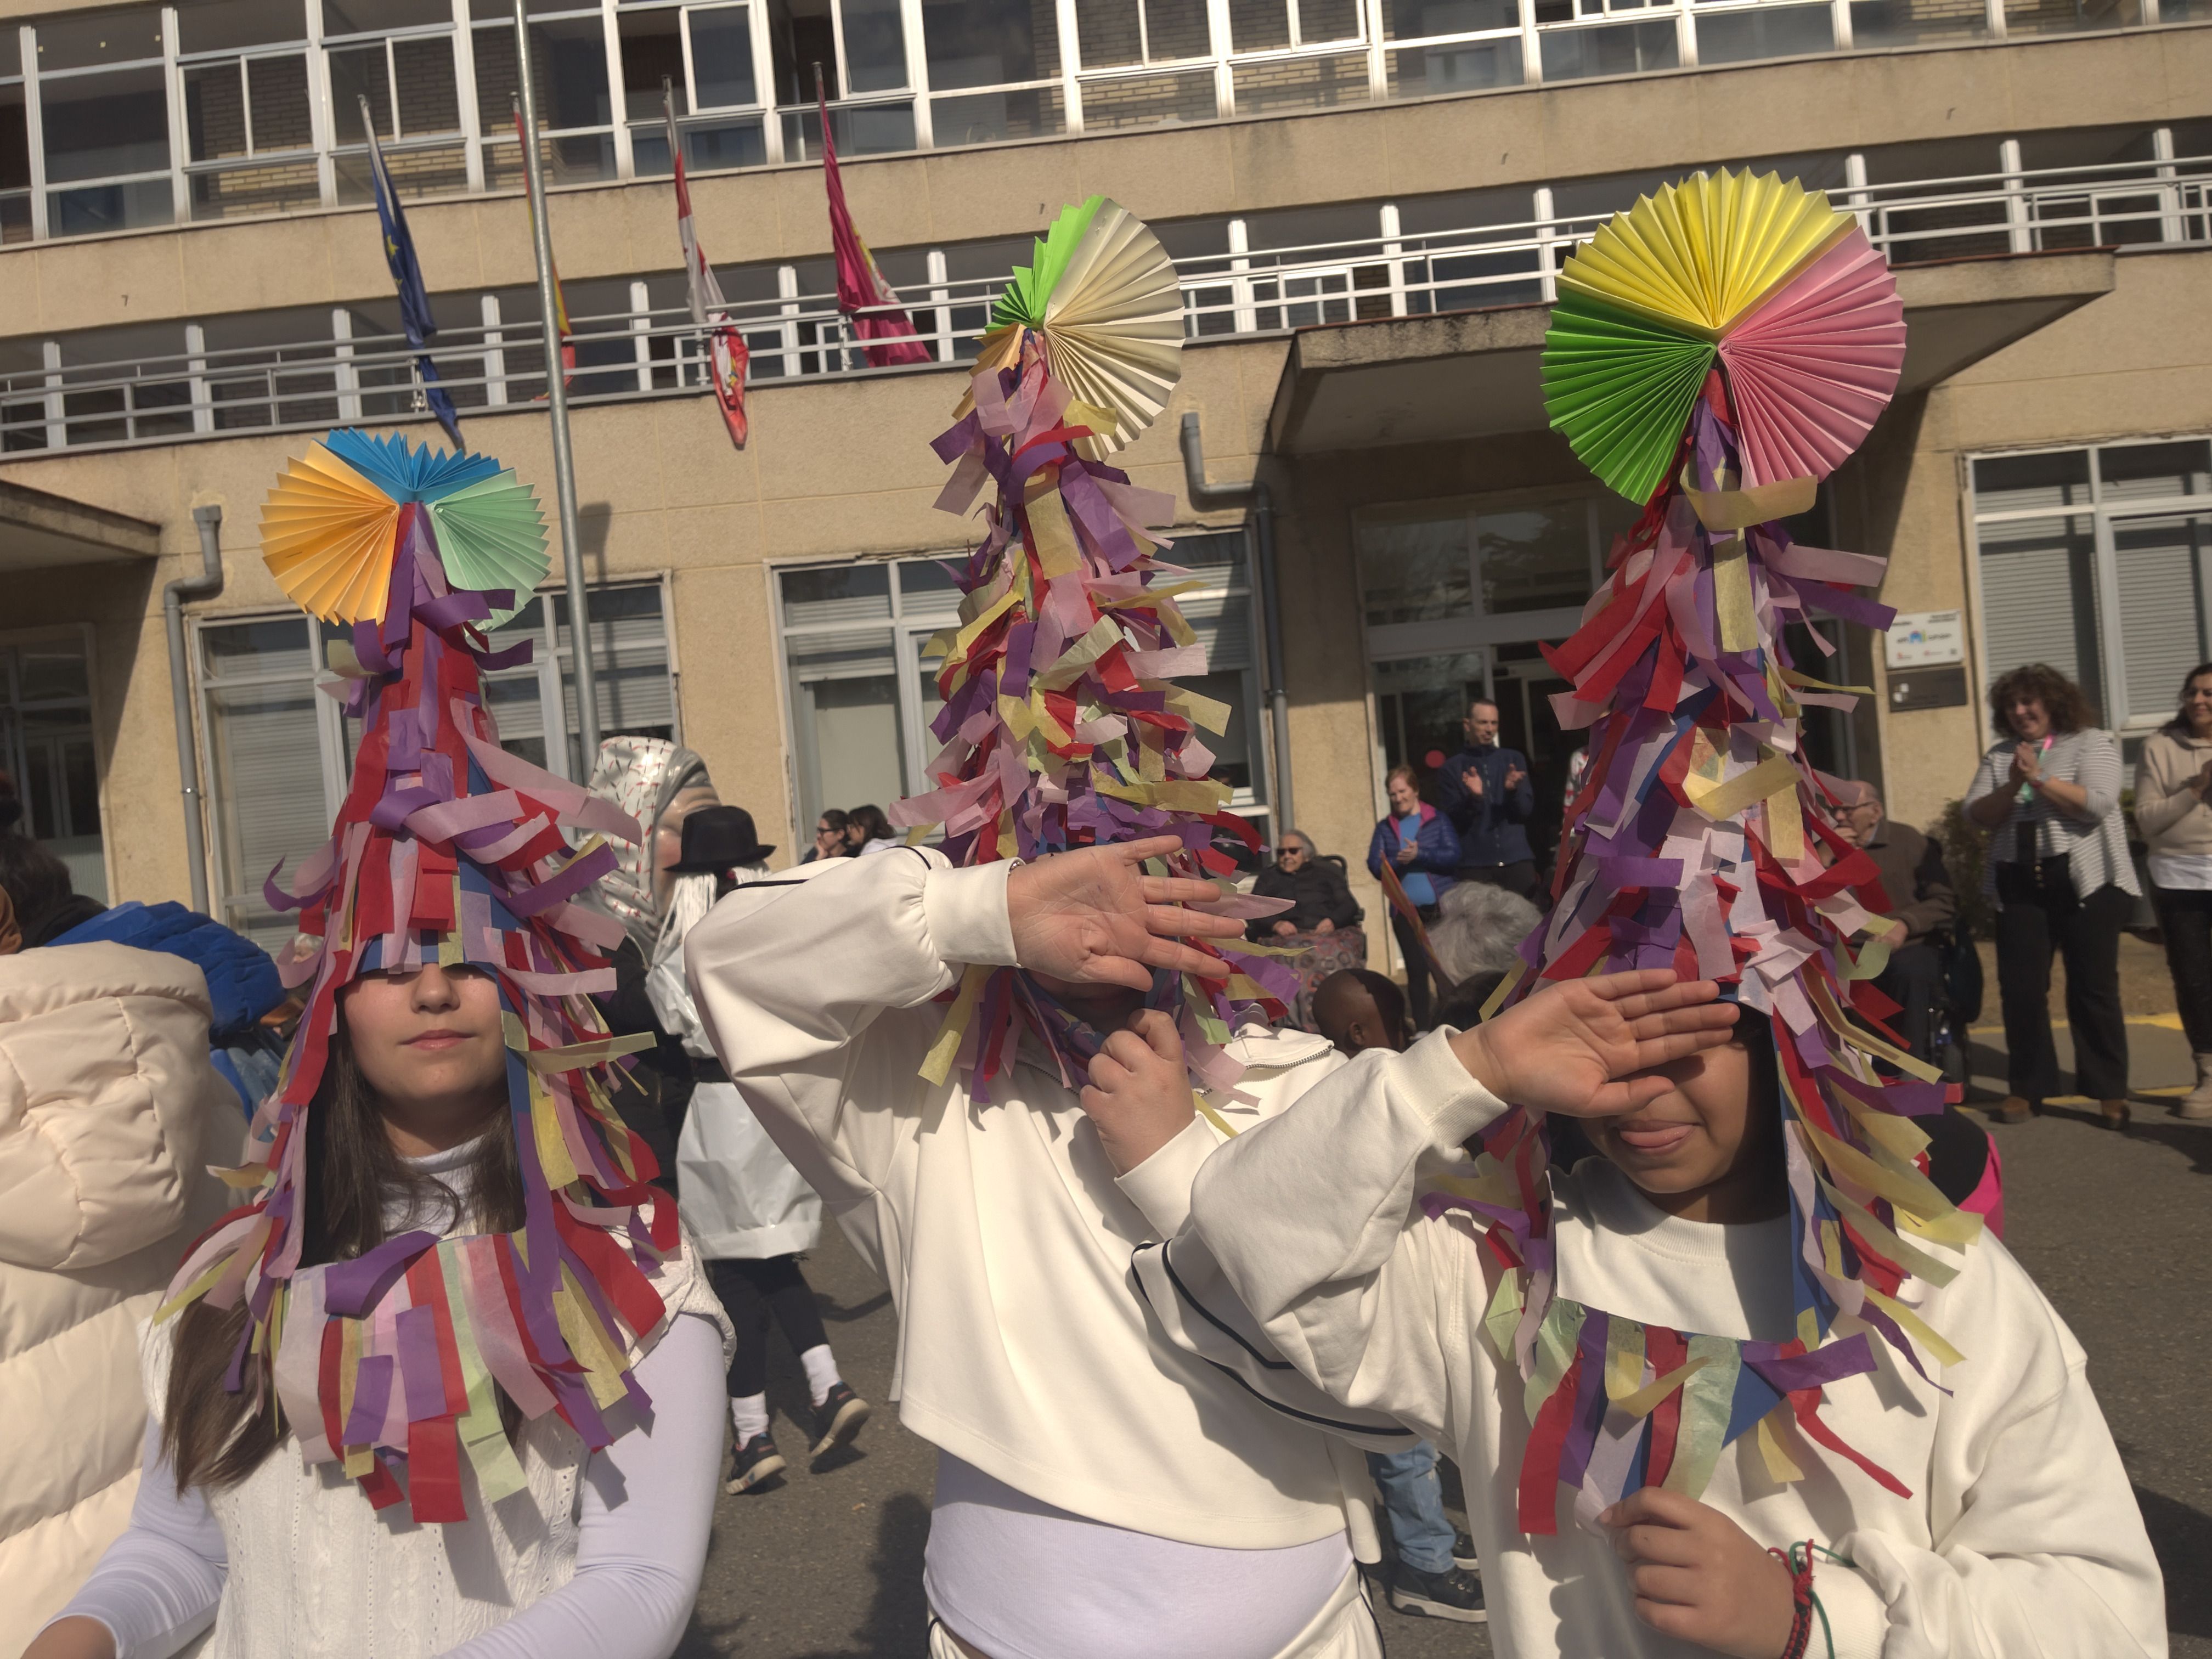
left=165, top=504, right=225, bottom=913
left=1178, top=413, right=1293, bottom=840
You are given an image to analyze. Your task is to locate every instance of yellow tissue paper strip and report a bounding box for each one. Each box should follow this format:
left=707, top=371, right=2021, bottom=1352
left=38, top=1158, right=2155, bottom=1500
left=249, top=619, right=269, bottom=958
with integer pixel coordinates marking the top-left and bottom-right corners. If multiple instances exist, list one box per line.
left=1713, top=538, right=1758, bottom=652
left=1688, top=752, right=1799, bottom=823
left=920, top=964, right=990, bottom=1086
left=1025, top=480, right=1083, bottom=577
left=1757, top=1406, right=1807, bottom=1484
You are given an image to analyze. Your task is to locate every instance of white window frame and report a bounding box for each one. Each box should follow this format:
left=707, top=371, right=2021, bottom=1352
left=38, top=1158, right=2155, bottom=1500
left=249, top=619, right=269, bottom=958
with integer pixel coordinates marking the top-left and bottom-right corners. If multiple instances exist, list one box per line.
left=1966, top=433, right=2212, bottom=738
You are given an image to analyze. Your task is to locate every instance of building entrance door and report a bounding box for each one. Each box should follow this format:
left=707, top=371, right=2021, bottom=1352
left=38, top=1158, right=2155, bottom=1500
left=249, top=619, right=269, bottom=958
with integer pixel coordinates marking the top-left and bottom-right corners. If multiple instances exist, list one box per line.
left=0, top=631, right=105, bottom=902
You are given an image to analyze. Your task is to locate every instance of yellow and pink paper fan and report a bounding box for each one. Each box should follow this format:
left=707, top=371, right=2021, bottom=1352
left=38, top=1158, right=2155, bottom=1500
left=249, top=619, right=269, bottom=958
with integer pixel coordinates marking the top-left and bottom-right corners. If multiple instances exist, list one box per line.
left=1542, top=170, right=1906, bottom=501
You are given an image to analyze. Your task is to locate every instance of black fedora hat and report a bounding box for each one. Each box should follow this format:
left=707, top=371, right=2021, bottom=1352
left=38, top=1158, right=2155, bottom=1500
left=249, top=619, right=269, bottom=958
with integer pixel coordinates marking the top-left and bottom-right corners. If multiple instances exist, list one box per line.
left=667, top=805, right=775, bottom=873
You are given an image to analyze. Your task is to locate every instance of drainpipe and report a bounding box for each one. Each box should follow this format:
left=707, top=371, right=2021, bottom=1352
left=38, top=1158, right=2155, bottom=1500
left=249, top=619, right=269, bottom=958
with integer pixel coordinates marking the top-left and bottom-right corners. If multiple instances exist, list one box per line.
left=1179, top=412, right=1292, bottom=840
left=165, top=504, right=225, bottom=914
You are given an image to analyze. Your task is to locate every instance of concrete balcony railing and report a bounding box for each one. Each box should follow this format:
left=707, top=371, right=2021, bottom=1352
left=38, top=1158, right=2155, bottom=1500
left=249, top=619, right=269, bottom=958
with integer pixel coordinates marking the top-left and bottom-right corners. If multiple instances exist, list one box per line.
left=1, top=153, right=2205, bottom=456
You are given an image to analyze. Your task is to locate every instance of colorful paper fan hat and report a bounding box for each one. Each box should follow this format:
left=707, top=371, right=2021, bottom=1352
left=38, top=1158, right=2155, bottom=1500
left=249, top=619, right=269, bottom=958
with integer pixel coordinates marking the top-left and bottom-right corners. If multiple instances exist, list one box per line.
left=1544, top=170, right=1906, bottom=503
left=162, top=431, right=665, bottom=1525
left=968, top=196, right=1184, bottom=457
left=897, top=202, right=1289, bottom=1100
left=1448, top=184, right=1974, bottom=1534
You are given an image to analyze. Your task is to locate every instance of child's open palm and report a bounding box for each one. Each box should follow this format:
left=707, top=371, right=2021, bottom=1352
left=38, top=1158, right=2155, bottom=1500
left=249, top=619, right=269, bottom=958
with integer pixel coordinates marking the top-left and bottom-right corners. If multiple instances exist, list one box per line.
left=1451, top=969, right=1739, bottom=1118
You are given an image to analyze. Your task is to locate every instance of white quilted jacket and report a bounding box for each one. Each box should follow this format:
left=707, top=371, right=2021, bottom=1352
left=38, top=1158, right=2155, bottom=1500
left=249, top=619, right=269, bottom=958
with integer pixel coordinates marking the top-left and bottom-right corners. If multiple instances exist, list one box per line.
left=0, top=941, right=239, bottom=1658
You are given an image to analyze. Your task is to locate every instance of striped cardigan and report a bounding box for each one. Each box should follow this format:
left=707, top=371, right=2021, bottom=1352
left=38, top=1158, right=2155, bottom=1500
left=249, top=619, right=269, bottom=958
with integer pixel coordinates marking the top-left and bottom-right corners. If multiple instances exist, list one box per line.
left=1963, top=726, right=2141, bottom=902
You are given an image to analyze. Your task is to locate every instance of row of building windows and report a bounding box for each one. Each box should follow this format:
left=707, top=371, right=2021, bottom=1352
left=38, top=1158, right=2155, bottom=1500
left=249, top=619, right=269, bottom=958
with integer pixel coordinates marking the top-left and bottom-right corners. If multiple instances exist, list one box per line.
left=0, top=0, right=2200, bottom=244
left=3, top=121, right=2207, bottom=454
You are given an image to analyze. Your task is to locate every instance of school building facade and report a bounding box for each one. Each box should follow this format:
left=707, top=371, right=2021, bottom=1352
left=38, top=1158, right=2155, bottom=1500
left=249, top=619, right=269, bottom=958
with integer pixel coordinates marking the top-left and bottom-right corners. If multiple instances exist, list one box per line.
left=0, top=0, right=2207, bottom=965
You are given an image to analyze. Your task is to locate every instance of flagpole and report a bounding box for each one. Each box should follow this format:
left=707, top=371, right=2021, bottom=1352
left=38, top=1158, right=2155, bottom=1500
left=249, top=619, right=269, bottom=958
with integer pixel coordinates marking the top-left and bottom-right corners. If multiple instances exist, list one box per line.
left=512, top=1, right=600, bottom=771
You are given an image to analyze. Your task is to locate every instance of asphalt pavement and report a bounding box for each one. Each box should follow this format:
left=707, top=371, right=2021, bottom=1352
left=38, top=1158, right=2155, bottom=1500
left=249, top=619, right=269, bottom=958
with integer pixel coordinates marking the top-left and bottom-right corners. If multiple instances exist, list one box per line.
left=681, top=1012, right=2210, bottom=1658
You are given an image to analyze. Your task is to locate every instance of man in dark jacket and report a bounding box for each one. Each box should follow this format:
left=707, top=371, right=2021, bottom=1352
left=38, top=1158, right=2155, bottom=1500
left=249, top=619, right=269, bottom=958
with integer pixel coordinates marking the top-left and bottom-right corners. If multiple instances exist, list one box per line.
left=1433, top=699, right=1538, bottom=901
left=1836, top=780, right=1959, bottom=1063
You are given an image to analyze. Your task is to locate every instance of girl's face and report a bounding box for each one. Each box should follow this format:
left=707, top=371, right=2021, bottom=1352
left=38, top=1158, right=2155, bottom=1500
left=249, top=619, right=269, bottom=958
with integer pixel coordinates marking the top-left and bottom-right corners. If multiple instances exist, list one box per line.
left=1387, top=775, right=1419, bottom=815
left=2007, top=695, right=2052, bottom=741
left=341, top=962, right=509, bottom=1155
left=652, top=786, right=721, bottom=906
left=1578, top=1034, right=1785, bottom=1224
left=815, top=819, right=843, bottom=854
left=2184, top=673, right=2212, bottom=733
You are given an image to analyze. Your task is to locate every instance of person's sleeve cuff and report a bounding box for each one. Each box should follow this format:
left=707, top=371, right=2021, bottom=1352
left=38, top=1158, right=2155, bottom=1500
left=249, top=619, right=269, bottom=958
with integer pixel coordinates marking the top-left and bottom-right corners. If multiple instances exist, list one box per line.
left=1114, top=1115, right=1218, bottom=1238
left=1812, top=1558, right=1890, bottom=1659
left=922, top=861, right=1019, bottom=967
left=1406, top=1028, right=1513, bottom=1147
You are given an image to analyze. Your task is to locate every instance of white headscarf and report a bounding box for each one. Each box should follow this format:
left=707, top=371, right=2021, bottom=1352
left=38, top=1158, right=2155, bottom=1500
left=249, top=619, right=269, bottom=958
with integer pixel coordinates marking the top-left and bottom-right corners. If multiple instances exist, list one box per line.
left=584, top=735, right=711, bottom=956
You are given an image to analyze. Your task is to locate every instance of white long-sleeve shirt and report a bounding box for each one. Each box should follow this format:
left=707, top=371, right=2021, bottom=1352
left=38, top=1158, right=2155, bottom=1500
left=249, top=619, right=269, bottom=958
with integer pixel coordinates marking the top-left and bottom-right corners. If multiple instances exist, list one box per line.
left=1134, top=1030, right=2167, bottom=1659
left=683, top=847, right=1386, bottom=1550
left=47, top=1142, right=733, bottom=1659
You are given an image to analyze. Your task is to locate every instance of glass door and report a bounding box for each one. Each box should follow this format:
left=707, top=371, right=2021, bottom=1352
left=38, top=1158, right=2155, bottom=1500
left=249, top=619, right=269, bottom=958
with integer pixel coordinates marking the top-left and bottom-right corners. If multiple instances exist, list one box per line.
left=0, top=632, right=105, bottom=902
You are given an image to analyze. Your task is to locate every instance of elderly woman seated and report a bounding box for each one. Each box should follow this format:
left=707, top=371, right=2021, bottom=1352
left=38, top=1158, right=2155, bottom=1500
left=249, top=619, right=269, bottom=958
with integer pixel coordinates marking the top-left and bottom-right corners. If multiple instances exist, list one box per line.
left=1250, top=829, right=1365, bottom=1030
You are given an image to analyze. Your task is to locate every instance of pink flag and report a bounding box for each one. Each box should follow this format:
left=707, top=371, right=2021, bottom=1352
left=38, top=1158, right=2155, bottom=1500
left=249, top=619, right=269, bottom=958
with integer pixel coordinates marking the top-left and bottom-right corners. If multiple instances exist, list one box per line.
left=665, top=99, right=749, bottom=448
left=816, top=87, right=932, bottom=368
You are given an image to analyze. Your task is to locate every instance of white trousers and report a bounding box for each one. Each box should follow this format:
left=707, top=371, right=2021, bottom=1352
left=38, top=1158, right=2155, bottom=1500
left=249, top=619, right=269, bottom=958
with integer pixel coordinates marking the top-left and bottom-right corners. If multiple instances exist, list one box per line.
left=927, top=1564, right=1384, bottom=1659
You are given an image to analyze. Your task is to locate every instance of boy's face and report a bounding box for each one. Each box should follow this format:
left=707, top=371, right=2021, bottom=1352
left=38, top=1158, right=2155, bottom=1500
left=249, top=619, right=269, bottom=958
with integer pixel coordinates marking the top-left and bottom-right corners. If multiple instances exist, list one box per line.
left=1317, top=988, right=1400, bottom=1057
left=1579, top=1032, right=1784, bottom=1222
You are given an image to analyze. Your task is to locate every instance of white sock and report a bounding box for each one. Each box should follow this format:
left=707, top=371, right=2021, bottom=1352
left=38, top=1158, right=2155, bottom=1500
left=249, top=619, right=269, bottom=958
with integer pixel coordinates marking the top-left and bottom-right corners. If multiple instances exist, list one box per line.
left=799, top=1344, right=843, bottom=1408
left=730, top=1393, right=770, bottom=1442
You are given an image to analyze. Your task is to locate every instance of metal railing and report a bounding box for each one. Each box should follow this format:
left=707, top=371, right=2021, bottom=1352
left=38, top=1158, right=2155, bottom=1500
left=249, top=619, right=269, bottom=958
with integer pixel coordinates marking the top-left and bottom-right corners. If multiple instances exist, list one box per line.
left=2, top=154, right=2207, bottom=456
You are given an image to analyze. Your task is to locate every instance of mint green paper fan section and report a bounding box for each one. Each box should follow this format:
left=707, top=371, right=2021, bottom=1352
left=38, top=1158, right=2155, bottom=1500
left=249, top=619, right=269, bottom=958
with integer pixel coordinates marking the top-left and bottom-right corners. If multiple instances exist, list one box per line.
left=1543, top=292, right=1716, bottom=505
left=991, top=195, right=1106, bottom=331
left=427, top=469, right=549, bottom=629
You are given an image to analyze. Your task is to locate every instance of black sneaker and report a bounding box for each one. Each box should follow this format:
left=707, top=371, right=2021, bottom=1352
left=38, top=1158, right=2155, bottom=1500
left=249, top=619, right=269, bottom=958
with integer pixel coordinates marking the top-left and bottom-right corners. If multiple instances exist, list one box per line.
left=1388, top=1562, right=1487, bottom=1623
left=809, top=1381, right=871, bottom=1458
left=725, top=1431, right=786, bottom=1494
left=1452, top=1530, right=1480, bottom=1572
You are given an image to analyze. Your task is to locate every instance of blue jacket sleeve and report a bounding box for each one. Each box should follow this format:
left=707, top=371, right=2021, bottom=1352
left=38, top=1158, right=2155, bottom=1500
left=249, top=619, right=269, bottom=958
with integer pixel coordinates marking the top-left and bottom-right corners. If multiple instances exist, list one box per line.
left=1432, top=751, right=1479, bottom=834
left=1415, top=814, right=1460, bottom=875
left=1500, top=751, right=1535, bottom=826
left=1365, top=820, right=1391, bottom=880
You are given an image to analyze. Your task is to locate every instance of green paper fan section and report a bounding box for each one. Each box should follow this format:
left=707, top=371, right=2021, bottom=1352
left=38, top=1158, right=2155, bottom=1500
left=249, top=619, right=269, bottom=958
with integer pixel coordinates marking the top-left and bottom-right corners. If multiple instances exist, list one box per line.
left=1543, top=293, right=1716, bottom=506
left=428, top=469, right=550, bottom=629
left=992, top=195, right=1106, bottom=331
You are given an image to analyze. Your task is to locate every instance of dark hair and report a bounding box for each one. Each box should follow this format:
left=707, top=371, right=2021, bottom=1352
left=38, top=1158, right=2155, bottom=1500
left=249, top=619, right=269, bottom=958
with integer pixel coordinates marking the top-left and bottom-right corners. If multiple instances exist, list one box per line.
left=162, top=1017, right=525, bottom=1492
left=2162, top=662, right=2212, bottom=737
left=818, top=808, right=850, bottom=833
left=0, top=825, right=78, bottom=945
left=1987, top=662, right=2095, bottom=738
left=1434, top=969, right=1506, bottom=1032
left=846, top=804, right=892, bottom=844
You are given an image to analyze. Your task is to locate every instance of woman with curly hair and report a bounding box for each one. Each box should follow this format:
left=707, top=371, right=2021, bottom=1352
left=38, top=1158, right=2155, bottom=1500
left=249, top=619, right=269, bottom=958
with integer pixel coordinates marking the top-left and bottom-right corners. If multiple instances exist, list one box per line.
left=1965, top=663, right=2139, bottom=1129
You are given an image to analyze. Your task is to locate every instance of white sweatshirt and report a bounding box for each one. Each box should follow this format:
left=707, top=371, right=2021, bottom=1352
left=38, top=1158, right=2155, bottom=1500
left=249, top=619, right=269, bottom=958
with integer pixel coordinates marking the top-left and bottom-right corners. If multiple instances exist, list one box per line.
left=683, top=847, right=1389, bottom=1549
left=1133, top=1031, right=2167, bottom=1659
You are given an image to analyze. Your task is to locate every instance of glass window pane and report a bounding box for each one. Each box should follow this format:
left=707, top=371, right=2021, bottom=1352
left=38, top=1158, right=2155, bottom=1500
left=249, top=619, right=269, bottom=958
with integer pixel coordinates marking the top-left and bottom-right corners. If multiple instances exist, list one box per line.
left=205, top=678, right=329, bottom=946
left=330, top=44, right=392, bottom=139
left=1538, top=20, right=1677, bottom=82
left=1477, top=501, right=1594, bottom=614
left=186, top=63, right=250, bottom=160
left=1976, top=514, right=2102, bottom=723
left=894, top=554, right=966, bottom=611
left=1373, top=652, right=1486, bottom=775
left=840, top=0, right=909, bottom=92
left=2113, top=515, right=2212, bottom=725
left=1385, top=37, right=1521, bottom=93
left=392, top=34, right=461, bottom=133
left=202, top=616, right=313, bottom=678
left=689, top=4, right=758, bottom=106
left=1973, top=448, right=2091, bottom=514
left=1692, top=2, right=1832, bottom=64
left=181, top=0, right=311, bottom=53
left=1144, top=0, right=1215, bottom=58
left=40, top=65, right=172, bottom=182
left=2098, top=439, right=2212, bottom=505
left=1299, top=0, right=1362, bottom=41
left=1358, top=512, right=1473, bottom=625
left=532, top=18, right=612, bottom=126
left=16, top=645, right=92, bottom=702
left=620, top=8, right=684, bottom=116
left=1383, top=0, right=1519, bottom=36
left=249, top=54, right=315, bottom=148
left=1847, top=0, right=1989, bottom=47
left=324, top=0, right=454, bottom=36
left=787, top=631, right=904, bottom=831
left=1075, top=0, right=1142, bottom=65
left=923, top=0, right=1053, bottom=89
left=0, top=86, right=29, bottom=195
left=781, top=561, right=891, bottom=627
left=33, top=9, right=166, bottom=72
left=1229, top=0, right=1292, bottom=52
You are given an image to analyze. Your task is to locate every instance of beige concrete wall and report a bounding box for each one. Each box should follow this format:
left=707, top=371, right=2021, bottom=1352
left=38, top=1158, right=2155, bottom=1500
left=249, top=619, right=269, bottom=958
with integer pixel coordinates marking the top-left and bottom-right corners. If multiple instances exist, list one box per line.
left=1856, top=246, right=2212, bottom=834
left=3, top=25, right=2208, bottom=336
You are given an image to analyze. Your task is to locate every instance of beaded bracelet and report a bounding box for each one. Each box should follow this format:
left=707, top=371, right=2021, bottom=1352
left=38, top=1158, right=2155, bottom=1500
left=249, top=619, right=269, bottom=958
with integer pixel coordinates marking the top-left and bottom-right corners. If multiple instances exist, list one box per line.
left=1770, top=1539, right=1819, bottom=1659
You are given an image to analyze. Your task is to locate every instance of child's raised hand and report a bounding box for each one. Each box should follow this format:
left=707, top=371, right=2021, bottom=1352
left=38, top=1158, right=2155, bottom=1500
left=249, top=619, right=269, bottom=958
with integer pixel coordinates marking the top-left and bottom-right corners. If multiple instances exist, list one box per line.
left=1599, top=1487, right=1798, bottom=1658
left=1080, top=1009, right=1196, bottom=1175
left=1449, top=968, right=1738, bottom=1118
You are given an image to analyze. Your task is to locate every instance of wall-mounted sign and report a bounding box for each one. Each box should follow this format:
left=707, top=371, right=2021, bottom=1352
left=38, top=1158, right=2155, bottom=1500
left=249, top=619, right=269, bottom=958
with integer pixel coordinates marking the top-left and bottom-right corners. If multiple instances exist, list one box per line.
left=1884, top=609, right=1965, bottom=669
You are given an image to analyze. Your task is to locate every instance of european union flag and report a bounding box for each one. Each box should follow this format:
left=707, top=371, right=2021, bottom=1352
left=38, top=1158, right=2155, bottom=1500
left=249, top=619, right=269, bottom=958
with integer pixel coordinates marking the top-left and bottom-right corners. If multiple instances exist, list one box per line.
left=363, top=112, right=463, bottom=451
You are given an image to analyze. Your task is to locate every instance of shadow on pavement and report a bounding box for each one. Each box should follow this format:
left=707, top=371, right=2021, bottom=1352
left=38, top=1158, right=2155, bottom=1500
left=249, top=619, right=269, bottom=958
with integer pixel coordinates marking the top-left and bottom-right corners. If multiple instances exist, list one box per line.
left=2127, top=1478, right=2212, bottom=1638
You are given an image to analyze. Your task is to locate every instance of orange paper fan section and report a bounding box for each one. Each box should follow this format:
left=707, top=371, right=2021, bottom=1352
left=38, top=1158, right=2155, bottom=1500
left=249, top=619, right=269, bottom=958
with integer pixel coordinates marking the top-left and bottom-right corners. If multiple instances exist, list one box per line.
left=260, top=445, right=401, bottom=623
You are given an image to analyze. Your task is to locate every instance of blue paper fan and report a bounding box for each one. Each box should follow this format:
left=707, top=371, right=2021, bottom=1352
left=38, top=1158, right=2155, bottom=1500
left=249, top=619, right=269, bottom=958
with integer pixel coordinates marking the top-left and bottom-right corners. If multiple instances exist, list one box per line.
left=325, top=430, right=504, bottom=505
